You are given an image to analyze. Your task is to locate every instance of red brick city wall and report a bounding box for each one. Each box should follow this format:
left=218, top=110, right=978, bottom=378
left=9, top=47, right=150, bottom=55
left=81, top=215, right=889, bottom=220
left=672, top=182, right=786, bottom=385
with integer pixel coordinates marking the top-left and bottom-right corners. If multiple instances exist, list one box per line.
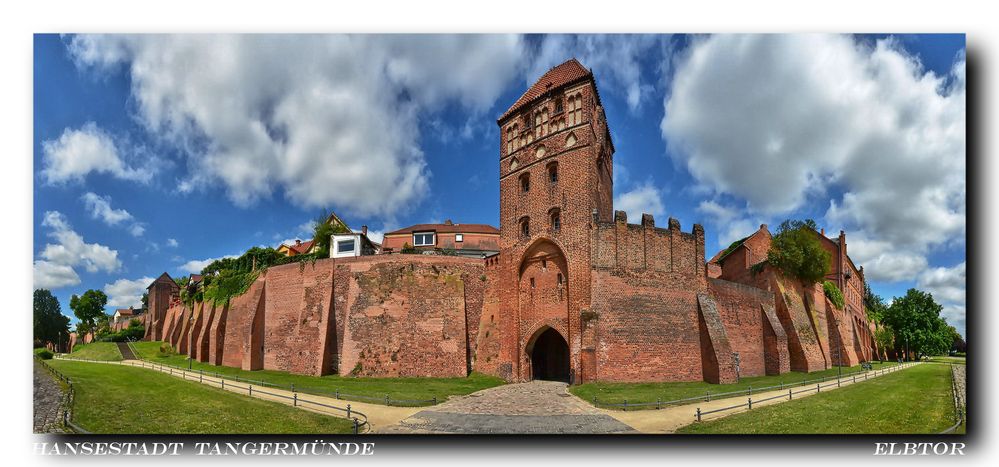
left=473, top=256, right=504, bottom=378
left=335, top=255, right=482, bottom=378
left=708, top=278, right=778, bottom=378
left=261, top=260, right=337, bottom=376
left=221, top=279, right=265, bottom=369
left=195, top=302, right=216, bottom=362
left=208, top=302, right=228, bottom=366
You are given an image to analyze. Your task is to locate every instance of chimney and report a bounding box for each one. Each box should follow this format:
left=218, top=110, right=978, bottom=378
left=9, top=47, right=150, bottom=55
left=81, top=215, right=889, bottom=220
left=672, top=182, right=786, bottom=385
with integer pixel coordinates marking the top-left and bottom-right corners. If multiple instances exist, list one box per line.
left=444, top=219, right=453, bottom=226
left=361, top=225, right=368, bottom=236
left=295, top=239, right=301, bottom=246
left=821, top=228, right=825, bottom=236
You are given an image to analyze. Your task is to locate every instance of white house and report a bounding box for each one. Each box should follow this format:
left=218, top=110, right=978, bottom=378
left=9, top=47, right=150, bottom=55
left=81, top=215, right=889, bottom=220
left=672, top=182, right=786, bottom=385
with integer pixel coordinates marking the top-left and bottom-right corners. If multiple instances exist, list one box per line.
left=330, top=226, right=380, bottom=258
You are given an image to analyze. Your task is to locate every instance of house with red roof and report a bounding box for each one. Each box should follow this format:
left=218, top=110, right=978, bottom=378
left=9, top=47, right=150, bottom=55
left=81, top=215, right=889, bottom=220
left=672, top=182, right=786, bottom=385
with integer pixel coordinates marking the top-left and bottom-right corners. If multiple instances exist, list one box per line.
left=380, top=219, right=499, bottom=258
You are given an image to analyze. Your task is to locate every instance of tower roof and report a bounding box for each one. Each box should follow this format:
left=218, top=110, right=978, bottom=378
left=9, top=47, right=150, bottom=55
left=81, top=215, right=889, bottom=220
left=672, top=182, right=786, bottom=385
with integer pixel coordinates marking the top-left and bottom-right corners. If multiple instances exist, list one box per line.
left=499, top=58, right=593, bottom=122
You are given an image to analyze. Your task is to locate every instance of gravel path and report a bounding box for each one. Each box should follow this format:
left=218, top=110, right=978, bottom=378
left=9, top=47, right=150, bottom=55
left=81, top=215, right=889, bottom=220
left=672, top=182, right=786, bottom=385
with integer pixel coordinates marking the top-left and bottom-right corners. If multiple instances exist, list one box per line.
left=952, top=364, right=966, bottom=420
left=379, top=381, right=636, bottom=434
left=33, top=360, right=67, bottom=433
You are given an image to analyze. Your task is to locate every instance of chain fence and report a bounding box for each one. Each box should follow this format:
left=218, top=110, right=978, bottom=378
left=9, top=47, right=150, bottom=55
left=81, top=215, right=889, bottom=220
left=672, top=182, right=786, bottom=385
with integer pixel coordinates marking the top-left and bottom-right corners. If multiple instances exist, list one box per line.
left=35, top=356, right=90, bottom=434
left=53, top=355, right=369, bottom=434
left=591, top=361, right=909, bottom=411
left=693, top=362, right=915, bottom=422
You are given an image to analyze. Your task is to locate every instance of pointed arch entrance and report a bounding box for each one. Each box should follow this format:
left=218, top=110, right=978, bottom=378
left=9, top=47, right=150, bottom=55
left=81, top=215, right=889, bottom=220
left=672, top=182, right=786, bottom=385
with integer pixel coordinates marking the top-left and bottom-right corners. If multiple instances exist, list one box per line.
left=526, top=326, right=570, bottom=382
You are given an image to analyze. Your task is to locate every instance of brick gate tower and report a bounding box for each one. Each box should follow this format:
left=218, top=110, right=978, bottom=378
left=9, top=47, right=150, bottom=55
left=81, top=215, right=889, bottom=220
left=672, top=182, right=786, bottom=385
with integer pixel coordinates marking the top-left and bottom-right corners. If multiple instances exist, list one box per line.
left=494, top=59, right=614, bottom=383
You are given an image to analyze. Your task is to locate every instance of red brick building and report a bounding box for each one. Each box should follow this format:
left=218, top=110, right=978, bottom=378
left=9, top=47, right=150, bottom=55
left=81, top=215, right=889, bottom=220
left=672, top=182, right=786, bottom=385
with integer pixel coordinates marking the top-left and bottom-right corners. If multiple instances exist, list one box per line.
left=145, top=59, right=873, bottom=385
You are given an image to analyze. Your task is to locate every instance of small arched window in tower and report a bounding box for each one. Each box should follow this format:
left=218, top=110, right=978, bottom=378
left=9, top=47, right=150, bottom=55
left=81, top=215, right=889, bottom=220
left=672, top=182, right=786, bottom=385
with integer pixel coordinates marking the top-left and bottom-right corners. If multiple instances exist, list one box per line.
left=535, top=112, right=542, bottom=139
left=555, top=99, right=563, bottom=114
left=519, top=172, right=530, bottom=192
left=574, top=94, right=583, bottom=125
left=566, top=94, right=576, bottom=126
left=520, top=217, right=530, bottom=238
left=550, top=208, right=561, bottom=232
left=547, top=162, right=558, bottom=184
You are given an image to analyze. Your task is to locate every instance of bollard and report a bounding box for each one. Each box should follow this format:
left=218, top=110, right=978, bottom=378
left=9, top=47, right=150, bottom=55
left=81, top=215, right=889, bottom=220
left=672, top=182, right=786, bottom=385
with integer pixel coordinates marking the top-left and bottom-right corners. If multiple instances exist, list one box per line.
left=249, top=385, right=253, bottom=397
left=696, top=408, right=702, bottom=422
left=221, top=379, right=225, bottom=390
left=386, top=394, right=390, bottom=406
left=353, top=418, right=359, bottom=434
left=837, top=377, right=840, bottom=388
left=293, top=393, right=298, bottom=407
left=748, top=397, right=752, bottom=410
left=657, top=398, right=662, bottom=410
left=347, top=404, right=352, bottom=419
left=788, top=388, right=792, bottom=400
left=817, top=383, right=820, bottom=393
left=853, top=375, right=856, bottom=384
left=336, top=389, right=340, bottom=400
left=623, top=399, right=628, bottom=411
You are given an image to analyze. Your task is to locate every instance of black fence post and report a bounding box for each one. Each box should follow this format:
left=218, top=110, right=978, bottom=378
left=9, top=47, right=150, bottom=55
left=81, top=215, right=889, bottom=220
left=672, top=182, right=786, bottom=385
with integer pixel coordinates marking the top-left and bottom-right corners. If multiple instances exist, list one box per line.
left=788, top=388, right=792, bottom=400
left=385, top=394, right=390, bottom=406
left=696, top=408, right=701, bottom=422
left=249, top=385, right=253, bottom=397
left=293, top=393, right=298, bottom=407
left=347, top=404, right=352, bottom=419
left=433, top=396, right=437, bottom=405
left=748, top=397, right=752, bottom=410
left=336, top=389, right=340, bottom=400
left=657, top=398, right=662, bottom=410
left=353, top=418, right=359, bottom=434
left=817, top=383, right=820, bottom=393
left=623, top=399, right=628, bottom=411
left=291, top=383, right=295, bottom=393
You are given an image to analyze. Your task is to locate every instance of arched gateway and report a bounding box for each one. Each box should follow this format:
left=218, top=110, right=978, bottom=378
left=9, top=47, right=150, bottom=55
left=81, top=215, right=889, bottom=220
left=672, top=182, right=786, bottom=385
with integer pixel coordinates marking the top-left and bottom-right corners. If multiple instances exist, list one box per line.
left=528, top=327, right=570, bottom=382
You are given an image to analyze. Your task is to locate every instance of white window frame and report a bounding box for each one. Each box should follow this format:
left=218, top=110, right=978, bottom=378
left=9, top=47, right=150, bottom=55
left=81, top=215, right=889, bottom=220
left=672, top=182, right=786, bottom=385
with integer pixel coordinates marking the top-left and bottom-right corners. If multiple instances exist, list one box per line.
left=455, top=233, right=463, bottom=243
left=413, top=231, right=435, bottom=247
left=337, top=239, right=355, bottom=254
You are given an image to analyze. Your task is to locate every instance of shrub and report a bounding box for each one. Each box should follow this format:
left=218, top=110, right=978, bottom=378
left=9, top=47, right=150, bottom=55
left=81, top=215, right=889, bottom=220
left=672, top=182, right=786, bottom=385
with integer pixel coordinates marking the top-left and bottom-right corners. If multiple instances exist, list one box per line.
left=823, top=281, right=845, bottom=309
left=767, top=219, right=831, bottom=285
left=36, top=348, right=54, bottom=360
left=159, top=342, right=175, bottom=356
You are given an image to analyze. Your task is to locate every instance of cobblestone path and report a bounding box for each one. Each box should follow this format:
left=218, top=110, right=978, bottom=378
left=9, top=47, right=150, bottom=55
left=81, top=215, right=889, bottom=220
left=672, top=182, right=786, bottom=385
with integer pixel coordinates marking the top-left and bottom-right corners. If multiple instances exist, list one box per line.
left=33, top=360, right=67, bottom=433
left=378, top=381, right=636, bottom=434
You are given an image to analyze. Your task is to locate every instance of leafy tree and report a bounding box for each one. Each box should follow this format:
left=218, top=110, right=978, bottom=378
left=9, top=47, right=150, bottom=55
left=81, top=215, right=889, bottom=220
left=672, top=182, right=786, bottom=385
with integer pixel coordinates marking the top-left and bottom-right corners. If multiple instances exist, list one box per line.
left=33, top=289, right=70, bottom=348
left=951, top=327, right=966, bottom=353
left=69, top=289, right=108, bottom=336
left=873, top=324, right=895, bottom=362
left=823, top=281, right=845, bottom=309
left=766, top=219, right=831, bottom=285
left=882, top=288, right=950, bottom=360
left=863, top=282, right=889, bottom=328
left=311, top=209, right=350, bottom=257
left=140, top=292, right=149, bottom=313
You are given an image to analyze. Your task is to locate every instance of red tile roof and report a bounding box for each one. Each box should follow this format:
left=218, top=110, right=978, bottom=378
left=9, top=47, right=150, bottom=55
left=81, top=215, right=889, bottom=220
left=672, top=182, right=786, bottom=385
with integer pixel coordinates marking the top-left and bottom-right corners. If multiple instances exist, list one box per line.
left=385, top=222, right=499, bottom=236
left=499, top=58, right=592, bottom=122
left=115, top=308, right=134, bottom=316
left=289, top=240, right=314, bottom=255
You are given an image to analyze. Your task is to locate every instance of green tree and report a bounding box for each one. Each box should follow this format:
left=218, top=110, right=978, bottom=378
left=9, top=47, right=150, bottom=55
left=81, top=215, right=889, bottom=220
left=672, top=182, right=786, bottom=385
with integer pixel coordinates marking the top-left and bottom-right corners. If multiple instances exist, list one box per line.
left=140, top=292, right=148, bottom=313
left=863, top=282, right=887, bottom=324
left=873, top=324, right=895, bottom=362
left=33, top=289, right=70, bottom=348
left=69, top=289, right=108, bottom=336
left=766, top=219, right=831, bottom=285
left=311, top=209, right=350, bottom=257
left=882, top=288, right=949, bottom=360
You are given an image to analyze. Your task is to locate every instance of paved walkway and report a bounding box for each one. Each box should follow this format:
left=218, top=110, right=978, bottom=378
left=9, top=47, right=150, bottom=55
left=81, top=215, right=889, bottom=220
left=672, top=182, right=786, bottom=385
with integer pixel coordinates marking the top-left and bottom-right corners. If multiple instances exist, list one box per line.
left=33, top=360, right=67, bottom=433
left=379, top=381, right=636, bottom=434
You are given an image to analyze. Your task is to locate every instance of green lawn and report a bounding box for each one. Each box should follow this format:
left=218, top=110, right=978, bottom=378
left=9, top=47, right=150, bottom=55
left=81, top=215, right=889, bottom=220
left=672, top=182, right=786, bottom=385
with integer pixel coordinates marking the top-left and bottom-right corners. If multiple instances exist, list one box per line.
left=49, top=359, right=355, bottom=434
left=131, top=341, right=504, bottom=405
left=570, top=361, right=900, bottom=409
left=67, top=342, right=122, bottom=361
left=676, top=363, right=956, bottom=434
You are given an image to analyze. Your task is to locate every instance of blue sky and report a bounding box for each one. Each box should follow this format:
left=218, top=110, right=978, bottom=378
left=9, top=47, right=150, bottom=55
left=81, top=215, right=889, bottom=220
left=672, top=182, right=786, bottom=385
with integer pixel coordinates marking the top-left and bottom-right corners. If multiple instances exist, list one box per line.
left=33, top=34, right=966, bottom=336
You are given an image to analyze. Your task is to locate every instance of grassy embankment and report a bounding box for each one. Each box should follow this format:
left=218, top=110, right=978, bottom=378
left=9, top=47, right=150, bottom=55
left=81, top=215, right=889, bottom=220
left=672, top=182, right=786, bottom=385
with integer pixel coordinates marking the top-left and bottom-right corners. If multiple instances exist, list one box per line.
left=131, top=341, right=504, bottom=405
left=571, top=360, right=900, bottom=409
left=676, top=363, right=956, bottom=434
left=66, top=342, right=123, bottom=361
left=49, top=359, right=355, bottom=434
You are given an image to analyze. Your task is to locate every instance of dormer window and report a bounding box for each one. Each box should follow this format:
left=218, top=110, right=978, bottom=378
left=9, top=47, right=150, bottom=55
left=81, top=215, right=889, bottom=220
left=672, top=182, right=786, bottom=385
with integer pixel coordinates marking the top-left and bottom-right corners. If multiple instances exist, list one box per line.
left=413, top=231, right=435, bottom=247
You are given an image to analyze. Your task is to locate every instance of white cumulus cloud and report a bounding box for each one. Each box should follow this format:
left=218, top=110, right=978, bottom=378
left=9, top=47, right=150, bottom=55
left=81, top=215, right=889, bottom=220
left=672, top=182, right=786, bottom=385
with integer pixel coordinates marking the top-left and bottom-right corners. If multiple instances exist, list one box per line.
left=68, top=34, right=525, bottom=219
left=34, top=211, right=121, bottom=289
left=40, top=122, right=151, bottom=184
left=613, top=181, right=665, bottom=223
left=662, top=34, right=965, bottom=284
left=81, top=192, right=145, bottom=237
left=178, top=255, right=238, bottom=275
left=104, top=276, right=156, bottom=309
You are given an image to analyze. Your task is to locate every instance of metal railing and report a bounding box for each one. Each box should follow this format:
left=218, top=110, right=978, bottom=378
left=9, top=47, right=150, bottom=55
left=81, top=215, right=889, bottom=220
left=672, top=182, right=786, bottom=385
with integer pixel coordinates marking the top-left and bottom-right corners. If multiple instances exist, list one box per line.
left=54, top=356, right=369, bottom=433
left=34, top=356, right=90, bottom=434
left=693, top=362, right=915, bottom=422
left=592, top=361, right=908, bottom=411
left=123, top=341, right=438, bottom=407
left=940, top=364, right=965, bottom=434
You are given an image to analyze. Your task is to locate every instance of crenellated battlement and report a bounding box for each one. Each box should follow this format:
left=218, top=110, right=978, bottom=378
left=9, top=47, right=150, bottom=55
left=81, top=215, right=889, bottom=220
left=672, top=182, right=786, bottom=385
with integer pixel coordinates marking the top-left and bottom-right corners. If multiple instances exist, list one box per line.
left=591, top=210, right=706, bottom=279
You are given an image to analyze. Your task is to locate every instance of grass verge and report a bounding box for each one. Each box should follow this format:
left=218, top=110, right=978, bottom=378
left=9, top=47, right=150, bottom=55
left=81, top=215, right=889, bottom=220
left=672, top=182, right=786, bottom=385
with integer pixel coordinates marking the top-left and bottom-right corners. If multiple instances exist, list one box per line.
left=571, top=361, right=899, bottom=409
left=927, top=356, right=966, bottom=365
left=49, top=359, right=354, bottom=434
left=676, top=363, right=954, bottom=434
left=131, top=341, right=504, bottom=404
left=67, top=342, right=122, bottom=361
